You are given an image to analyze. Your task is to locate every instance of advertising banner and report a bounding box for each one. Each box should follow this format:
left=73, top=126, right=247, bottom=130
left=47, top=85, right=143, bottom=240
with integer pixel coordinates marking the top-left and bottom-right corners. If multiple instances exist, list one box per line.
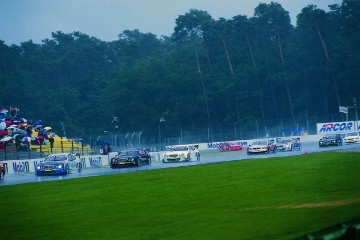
left=317, top=121, right=360, bottom=135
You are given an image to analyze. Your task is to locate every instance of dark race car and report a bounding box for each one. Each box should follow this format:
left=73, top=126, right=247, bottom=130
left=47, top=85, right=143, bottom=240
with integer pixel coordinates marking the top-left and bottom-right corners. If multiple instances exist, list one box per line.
left=110, top=149, right=151, bottom=168
left=0, top=161, right=5, bottom=180
left=319, top=134, right=343, bottom=147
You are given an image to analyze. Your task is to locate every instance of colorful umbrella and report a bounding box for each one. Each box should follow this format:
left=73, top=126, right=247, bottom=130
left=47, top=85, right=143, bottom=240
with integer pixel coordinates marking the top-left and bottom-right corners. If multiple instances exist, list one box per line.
left=0, top=136, right=13, bottom=142
left=21, top=136, right=32, bottom=142
left=0, top=109, right=8, bottom=115
left=0, top=122, right=5, bottom=130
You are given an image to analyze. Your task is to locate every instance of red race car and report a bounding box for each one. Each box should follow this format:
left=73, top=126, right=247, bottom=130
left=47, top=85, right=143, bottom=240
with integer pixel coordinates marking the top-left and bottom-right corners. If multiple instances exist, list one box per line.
left=219, top=142, right=243, bottom=151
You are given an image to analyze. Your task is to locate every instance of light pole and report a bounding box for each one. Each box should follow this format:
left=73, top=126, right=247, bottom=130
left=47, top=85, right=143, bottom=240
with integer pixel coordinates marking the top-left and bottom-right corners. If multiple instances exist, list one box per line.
left=125, top=133, right=129, bottom=148
left=354, top=98, right=359, bottom=131
left=131, top=132, right=136, bottom=147
left=159, top=117, right=165, bottom=150
left=112, top=117, right=118, bottom=147
left=60, top=122, right=66, bottom=138
left=138, top=131, right=142, bottom=147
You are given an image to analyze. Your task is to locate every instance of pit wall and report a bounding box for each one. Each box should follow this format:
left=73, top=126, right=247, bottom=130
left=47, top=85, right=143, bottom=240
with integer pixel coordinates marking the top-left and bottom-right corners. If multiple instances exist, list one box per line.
left=2, top=134, right=320, bottom=175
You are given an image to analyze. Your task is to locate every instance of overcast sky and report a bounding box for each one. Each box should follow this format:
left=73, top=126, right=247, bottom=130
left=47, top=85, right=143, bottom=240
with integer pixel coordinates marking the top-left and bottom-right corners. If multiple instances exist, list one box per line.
left=0, top=0, right=342, bottom=46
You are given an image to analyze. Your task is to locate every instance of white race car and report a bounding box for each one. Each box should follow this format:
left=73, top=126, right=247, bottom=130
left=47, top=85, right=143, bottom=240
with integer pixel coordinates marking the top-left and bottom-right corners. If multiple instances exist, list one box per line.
left=343, top=131, right=360, bottom=144
left=247, top=139, right=277, bottom=154
left=162, top=145, right=200, bottom=163
left=275, top=138, right=294, bottom=151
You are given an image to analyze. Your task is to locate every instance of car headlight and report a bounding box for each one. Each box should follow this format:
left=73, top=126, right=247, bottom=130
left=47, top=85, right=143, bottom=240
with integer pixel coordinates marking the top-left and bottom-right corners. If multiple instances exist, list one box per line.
left=57, top=165, right=63, bottom=169
left=180, top=153, right=184, bottom=157
left=36, top=166, right=41, bottom=170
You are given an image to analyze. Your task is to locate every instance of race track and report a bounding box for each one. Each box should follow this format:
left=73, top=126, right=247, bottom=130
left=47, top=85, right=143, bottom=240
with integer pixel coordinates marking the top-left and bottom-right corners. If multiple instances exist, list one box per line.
left=1, top=140, right=359, bottom=186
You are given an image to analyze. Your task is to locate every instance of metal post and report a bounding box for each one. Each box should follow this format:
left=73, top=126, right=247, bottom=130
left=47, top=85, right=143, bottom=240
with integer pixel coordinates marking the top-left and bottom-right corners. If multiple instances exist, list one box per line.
left=138, top=131, right=142, bottom=148
left=158, top=124, right=161, bottom=149
left=125, top=133, right=129, bottom=148
left=60, top=122, right=66, bottom=138
left=354, top=98, right=359, bottom=131
left=234, top=122, right=237, bottom=140
left=132, top=132, right=136, bottom=147
left=159, top=117, right=165, bottom=151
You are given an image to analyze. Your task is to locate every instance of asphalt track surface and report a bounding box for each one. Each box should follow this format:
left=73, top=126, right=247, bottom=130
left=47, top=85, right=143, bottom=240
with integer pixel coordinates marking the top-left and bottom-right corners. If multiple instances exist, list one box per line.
left=1, top=141, right=359, bottom=186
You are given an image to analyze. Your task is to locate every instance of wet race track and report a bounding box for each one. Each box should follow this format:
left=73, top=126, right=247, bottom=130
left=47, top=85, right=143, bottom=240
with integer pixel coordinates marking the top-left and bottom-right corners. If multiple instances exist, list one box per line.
left=1, top=140, right=359, bottom=186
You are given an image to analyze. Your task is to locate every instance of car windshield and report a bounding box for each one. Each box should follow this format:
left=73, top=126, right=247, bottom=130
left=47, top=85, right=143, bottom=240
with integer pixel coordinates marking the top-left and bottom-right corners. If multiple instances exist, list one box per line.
left=166, top=146, right=189, bottom=151
left=252, top=141, right=267, bottom=145
left=45, top=155, right=67, bottom=161
left=277, top=138, right=291, bottom=143
left=323, top=135, right=336, bottom=139
left=346, top=132, right=359, bottom=137
left=119, top=150, right=137, bottom=157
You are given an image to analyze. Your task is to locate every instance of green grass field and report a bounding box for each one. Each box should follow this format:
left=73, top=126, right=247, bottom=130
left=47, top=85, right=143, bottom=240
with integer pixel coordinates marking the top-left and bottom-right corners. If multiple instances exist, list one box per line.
left=1, top=151, right=360, bottom=240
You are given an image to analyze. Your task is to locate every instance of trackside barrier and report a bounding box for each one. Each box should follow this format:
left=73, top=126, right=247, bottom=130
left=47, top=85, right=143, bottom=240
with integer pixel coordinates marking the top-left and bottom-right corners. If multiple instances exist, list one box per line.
left=204, top=134, right=319, bottom=150
left=2, top=152, right=166, bottom=174
left=293, top=218, right=360, bottom=240
left=2, top=155, right=110, bottom=174
left=2, top=134, right=322, bottom=174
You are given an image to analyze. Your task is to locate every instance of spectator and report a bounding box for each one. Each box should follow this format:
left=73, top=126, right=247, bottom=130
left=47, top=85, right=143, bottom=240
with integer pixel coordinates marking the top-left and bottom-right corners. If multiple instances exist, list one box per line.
left=49, top=136, right=54, bottom=153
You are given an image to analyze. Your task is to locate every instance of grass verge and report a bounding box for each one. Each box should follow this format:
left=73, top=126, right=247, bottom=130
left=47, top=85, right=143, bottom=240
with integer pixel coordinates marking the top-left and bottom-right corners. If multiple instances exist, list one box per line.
left=0, top=151, right=359, bottom=240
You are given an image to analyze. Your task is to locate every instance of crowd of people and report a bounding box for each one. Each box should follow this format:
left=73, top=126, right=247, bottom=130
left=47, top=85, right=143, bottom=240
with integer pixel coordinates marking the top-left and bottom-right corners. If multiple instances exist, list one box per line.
left=0, top=107, right=54, bottom=152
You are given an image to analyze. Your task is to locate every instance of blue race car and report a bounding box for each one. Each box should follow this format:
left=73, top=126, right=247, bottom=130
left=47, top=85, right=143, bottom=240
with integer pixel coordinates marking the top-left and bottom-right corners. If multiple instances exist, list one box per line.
left=35, top=153, right=82, bottom=176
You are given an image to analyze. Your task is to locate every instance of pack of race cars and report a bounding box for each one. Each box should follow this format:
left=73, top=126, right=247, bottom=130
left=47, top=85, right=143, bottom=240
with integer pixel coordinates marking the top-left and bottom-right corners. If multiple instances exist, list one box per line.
left=1, top=131, right=358, bottom=179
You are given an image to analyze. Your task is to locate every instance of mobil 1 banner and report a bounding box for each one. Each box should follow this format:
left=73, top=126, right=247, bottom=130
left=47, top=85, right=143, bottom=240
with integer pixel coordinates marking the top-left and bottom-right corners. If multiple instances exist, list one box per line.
left=317, top=121, right=360, bottom=135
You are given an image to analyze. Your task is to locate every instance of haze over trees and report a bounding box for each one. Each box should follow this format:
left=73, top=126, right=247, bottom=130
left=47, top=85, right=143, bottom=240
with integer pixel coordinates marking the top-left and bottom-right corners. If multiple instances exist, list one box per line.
left=0, top=0, right=359, bottom=141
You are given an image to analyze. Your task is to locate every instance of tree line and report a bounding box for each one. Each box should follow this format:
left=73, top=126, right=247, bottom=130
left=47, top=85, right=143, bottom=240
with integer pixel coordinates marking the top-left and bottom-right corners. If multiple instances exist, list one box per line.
left=0, top=0, right=359, bottom=141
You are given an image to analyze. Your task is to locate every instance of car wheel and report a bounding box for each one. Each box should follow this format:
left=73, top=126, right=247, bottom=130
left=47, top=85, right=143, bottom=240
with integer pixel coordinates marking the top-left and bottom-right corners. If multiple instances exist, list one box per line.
left=148, top=158, right=152, bottom=165
left=136, top=159, right=142, bottom=167
left=66, top=165, right=70, bottom=174
left=186, top=153, right=191, bottom=161
left=0, top=170, right=4, bottom=180
left=196, top=152, right=200, bottom=161
left=78, top=163, right=82, bottom=173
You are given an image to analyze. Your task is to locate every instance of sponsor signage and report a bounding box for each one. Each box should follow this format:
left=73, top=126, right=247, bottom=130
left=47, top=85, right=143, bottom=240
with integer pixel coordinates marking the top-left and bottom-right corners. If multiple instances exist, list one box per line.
left=317, top=121, right=360, bottom=134
left=339, top=106, right=348, bottom=114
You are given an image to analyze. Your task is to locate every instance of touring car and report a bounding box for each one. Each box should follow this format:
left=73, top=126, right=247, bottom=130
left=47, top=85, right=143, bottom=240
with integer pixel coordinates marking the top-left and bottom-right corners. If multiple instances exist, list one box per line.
left=162, top=145, right=200, bottom=163
left=319, top=134, right=343, bottom=147
left=35, top=153, right=82, bottom=176
left=247, top=139, right=277, bottom=154
left=219, top=142, right=243, bottom=151
left=110, top=149, right=151, bottom=168
left=0, top=161, right=5, bottom=180
left=292, top=137, right=302, bottom=151
left=343, top=131, right=360, bottom=144
left=275, top=138, right=294, bottom=151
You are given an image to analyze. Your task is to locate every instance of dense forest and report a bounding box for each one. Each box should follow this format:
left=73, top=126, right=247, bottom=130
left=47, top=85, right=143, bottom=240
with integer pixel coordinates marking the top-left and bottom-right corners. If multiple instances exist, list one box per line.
left=0, top=0, right=359, bottom=144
